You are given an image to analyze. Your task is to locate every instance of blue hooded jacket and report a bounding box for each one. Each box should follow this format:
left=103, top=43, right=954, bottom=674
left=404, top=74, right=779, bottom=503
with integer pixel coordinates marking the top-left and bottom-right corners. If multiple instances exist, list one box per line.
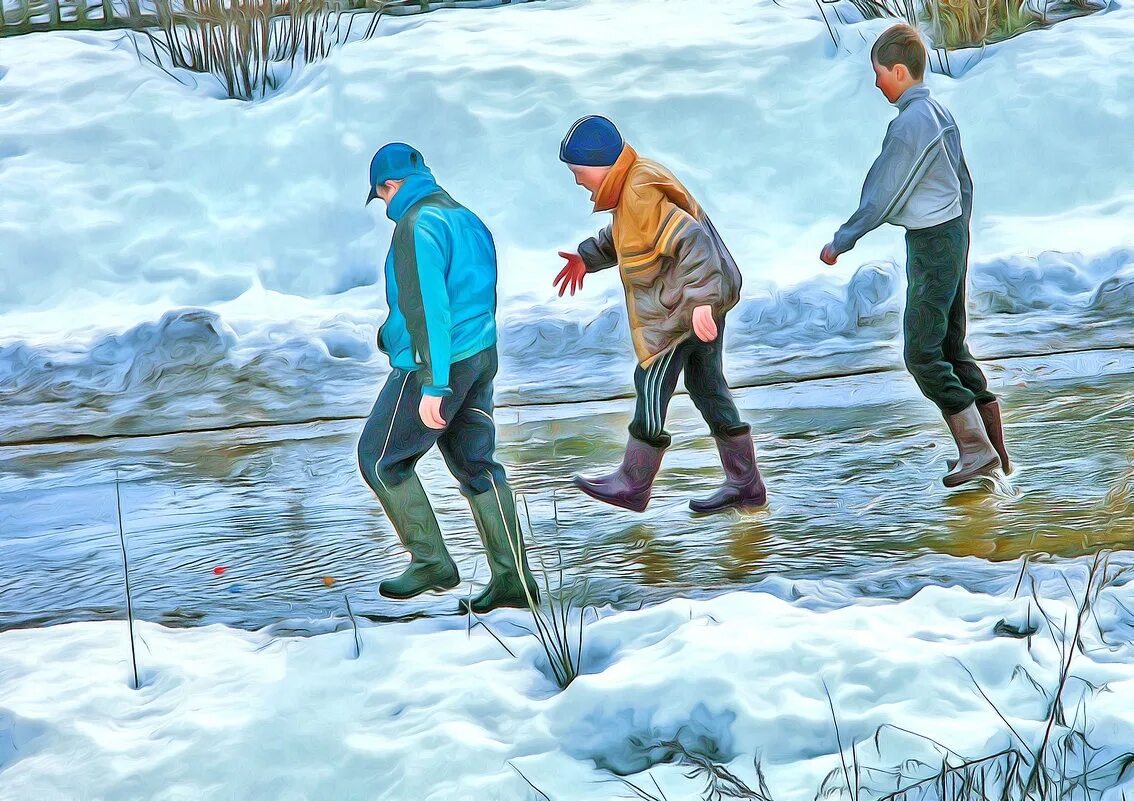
left=377, top=171, right=498, bottom=397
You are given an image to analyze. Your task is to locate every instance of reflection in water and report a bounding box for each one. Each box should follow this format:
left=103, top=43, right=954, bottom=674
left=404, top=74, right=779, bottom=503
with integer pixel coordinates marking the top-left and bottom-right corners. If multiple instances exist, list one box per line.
left=721, top=516, right=773, bottom=584
left=0, top=356, right=1132, bottom=633
left=936, top=486, right=1022, bottom=560
left=620, top=523, right=684, bottom=587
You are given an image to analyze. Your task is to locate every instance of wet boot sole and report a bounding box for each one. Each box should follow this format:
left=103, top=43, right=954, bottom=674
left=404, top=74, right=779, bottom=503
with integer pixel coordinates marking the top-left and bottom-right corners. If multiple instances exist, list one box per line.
left=947, top=456, right=1012, bottom=475
left=689, top=497, right=769, bottom=515
left=458, top=596, right=532, bottom=615
left=942, top=456, right=1001, bottom=488
left=689, top=483, right=768, bottom=515
left=378, top=573, right=461, bottom=600
left=573, top=476, right=650, bottom=513
left=458, top=583, right=540, bottom=615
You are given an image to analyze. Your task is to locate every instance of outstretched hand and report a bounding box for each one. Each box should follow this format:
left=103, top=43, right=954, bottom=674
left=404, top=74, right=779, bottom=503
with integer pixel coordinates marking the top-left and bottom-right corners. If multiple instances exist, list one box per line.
left=554, top=251, right=587, bottom=297
left=820, top=242, right=839, bottom=266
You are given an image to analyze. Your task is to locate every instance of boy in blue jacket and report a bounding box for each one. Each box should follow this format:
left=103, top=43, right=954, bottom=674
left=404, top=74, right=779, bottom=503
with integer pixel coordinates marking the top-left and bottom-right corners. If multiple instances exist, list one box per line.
left=359, top=143, right=538, bottom=614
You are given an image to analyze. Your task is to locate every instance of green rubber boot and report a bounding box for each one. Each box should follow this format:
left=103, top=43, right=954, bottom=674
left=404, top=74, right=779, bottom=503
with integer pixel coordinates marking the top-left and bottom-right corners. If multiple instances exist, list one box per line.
left=376, top=475, right=460, bottom=600
left=458, top=483, right=540, bottom=615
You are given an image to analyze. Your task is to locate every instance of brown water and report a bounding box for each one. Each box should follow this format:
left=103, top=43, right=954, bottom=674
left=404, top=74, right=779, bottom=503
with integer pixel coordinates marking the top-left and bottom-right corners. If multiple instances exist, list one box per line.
left=0, top=350, right=1130, bottom=634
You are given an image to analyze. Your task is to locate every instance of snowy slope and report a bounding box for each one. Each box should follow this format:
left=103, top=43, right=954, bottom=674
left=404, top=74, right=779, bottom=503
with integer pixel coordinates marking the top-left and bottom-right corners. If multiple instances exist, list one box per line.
left=1, top=0, right=1132, bottom=440
left=1, top=564, right=1133, bottom=800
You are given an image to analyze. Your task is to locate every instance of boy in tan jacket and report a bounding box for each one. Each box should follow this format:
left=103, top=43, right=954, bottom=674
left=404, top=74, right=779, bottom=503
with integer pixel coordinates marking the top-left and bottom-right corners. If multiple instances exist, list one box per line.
left=554, top=115, right=766, bottom=514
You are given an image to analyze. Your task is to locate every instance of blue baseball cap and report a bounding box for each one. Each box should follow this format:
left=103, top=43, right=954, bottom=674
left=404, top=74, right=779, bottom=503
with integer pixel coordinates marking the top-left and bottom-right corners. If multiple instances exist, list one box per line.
left=367, top=143, right=430, bottom=205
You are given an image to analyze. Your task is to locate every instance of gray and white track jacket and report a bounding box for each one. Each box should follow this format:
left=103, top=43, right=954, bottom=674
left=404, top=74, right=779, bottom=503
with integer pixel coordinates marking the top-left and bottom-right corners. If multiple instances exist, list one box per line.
left=832, top=84, right=973, bottom=254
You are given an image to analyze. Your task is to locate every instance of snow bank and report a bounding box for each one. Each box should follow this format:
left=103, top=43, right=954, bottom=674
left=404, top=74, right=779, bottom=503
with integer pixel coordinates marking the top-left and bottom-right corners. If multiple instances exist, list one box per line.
left=2, top=246, right=1131, bottom=442
left=1, top=566, right=1133, bottom=800
left=0, top=307, right=383, bottom=442
left=1, top=0, right=1132, bottom=439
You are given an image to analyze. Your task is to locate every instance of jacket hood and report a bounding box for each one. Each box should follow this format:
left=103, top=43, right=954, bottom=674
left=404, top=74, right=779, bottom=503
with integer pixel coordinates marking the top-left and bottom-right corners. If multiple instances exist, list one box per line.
left=387, top=171, right=441, bottom=222
left=592, top=145, right=639, bottom=213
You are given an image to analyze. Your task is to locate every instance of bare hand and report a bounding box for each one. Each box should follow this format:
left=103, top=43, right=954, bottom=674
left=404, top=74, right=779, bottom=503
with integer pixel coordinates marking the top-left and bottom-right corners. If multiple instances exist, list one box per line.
left=419, top=394, right=446, bottom=430
left=692, top=305, right=718, bottom=342
left=820, top=243, right=839, bottom=266
left=554, top=251, right=587, bottom=297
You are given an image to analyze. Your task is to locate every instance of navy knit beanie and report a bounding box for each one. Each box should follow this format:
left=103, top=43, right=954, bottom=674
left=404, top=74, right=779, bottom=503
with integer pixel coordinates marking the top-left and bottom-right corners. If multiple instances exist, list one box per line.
left=559, top=116, right=624, bottom=167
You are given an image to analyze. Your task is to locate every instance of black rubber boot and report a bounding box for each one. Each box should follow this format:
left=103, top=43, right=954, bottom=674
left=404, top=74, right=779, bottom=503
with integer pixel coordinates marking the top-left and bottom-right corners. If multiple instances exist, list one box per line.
left=376, top=475, right=460, bottom=600
left=689, top=431, right=768, bottom=514
left=458, top=483, right=540, bottom=615
left=572, top=437, right=666, bottom=513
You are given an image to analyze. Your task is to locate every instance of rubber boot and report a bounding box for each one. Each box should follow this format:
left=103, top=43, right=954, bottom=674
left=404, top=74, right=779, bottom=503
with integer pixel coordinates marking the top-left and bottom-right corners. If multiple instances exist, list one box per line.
left=943, top=403, right=1002, bottom=487
left=572, top=437, right=665, bottom=513
left=946, top=400, right=1012, bottom=475
left=458, top=483, right=540, bottom=615
left=976, top=400, right=1011, bottom=475
left=376, top=475, right=460, bottom=600
left=689, top=431, right=768, bottom=514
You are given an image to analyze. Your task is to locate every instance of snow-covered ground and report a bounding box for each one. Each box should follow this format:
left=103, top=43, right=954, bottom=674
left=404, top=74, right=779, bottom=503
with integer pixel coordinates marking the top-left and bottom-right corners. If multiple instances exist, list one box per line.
left=1, top=0, right=1133, bottom=440
left=3, top=4, right=1133, bottom=796
left=2, top=560, right=1133, bottom=800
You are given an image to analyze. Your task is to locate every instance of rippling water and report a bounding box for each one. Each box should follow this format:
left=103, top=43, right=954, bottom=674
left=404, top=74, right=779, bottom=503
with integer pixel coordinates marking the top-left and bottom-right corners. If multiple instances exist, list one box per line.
left=1, top=350, right=1131, bottom=634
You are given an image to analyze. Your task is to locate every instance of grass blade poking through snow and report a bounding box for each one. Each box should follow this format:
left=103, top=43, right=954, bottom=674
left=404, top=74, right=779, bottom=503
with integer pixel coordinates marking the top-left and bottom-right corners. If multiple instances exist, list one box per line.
left=508, top=762, right=553, bottom=801
left=344, top=592, right=362, bottom=659
left=825, top=679, right=861, bottom=801
left=1022, top=551, right=1107, bottom=800
left=497, top=492, right=589, bottom=691
left=875, top=749, right=1023, bottom=801
left=886, top=550, right=1133, bottom=801
left=618, top=739, right=774, bottom=801
left=114, top=474, right=140, bottom=690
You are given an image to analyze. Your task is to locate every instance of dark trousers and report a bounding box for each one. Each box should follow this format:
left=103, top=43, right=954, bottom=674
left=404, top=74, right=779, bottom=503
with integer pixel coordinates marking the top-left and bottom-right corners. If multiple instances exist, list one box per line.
left=629, top=318, right=749, bottom=449
left=357, top=347, right=507, bottom=498
left=904, top=215, right=996, bottom=416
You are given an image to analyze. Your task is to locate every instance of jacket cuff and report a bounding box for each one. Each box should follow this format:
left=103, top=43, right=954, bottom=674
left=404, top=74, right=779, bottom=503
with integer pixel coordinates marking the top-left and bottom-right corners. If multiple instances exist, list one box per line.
left=831, top=227, right=856, bottom=255
left=578, top=238, right=616, bottom=273
left=422, top=385, right=453, bottom=398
